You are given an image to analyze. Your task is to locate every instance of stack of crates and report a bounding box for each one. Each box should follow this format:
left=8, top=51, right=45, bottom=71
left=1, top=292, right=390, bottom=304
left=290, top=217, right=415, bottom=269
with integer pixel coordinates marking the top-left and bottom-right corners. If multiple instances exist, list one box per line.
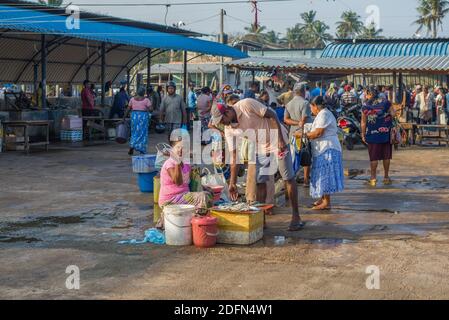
left=60, top=116, right=83, bottom=142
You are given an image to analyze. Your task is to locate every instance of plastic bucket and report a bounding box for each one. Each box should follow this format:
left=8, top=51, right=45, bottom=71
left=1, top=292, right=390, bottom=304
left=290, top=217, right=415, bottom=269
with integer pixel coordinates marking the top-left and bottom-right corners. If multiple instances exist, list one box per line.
left=164, top=205, right=195, bottom=246
left=154, top=175, right=161, bottom=203
left=191, top=215, right=218, bottom=248
left=115, top=120, right=129, bottom=144
left=137, top=171, right=158, bottom=193
left=132, top=154, right=157, bottom=173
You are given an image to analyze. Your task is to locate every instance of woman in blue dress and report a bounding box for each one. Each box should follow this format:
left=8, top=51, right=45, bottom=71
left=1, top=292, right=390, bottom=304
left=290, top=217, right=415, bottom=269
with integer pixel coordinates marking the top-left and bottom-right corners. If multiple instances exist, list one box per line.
left=360, top=86, right=395, bottom=187
left=126, top=87, right=152, bottom=155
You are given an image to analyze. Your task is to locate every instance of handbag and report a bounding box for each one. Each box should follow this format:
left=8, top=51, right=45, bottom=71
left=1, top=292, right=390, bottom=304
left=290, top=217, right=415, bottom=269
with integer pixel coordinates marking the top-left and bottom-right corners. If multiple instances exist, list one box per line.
left=300, top=140, right=312, bottom=167
left=298, top=126, right=312, bottom=167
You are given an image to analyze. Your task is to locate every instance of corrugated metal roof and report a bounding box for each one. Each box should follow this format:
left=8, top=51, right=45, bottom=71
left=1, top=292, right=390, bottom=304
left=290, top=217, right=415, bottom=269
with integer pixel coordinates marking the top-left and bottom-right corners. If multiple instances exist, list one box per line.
left=227, top=55, right=449, bottom=74
left=0, top=1, right=247, bottom=84
left=147, top=63, right=221, bottom=74
left=321, top=40, right=449, bottom=58
left=227, top=57, right=307, bottom=70
left=1, top=0, right=203, bottom=37
left=0, top=4, right=246, bottom=59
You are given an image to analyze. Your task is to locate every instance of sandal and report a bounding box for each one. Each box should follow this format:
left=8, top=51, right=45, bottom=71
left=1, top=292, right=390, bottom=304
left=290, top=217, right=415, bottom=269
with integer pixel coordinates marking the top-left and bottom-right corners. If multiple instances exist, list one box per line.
left=366, top=179, right=377, bottom=187
left=383, top=178, right=393, bottom=185
left=288, top=221, right=305, bottom=231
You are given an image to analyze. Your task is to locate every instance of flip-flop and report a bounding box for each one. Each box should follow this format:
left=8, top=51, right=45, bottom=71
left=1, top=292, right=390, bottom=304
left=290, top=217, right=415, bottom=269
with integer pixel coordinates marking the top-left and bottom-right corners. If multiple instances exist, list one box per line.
left=288, top=221, right=305, bottom=231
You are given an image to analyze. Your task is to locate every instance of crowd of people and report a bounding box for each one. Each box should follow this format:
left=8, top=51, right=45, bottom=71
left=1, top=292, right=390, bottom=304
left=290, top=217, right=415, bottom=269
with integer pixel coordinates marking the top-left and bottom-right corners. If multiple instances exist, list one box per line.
left=103, top=77, right=448, bottom=231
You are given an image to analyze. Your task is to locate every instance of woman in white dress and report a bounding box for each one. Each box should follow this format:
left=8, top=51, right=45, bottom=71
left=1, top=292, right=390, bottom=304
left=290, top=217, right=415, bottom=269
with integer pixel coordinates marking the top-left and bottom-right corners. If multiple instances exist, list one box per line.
left=295, top=96, right=344, bottom=210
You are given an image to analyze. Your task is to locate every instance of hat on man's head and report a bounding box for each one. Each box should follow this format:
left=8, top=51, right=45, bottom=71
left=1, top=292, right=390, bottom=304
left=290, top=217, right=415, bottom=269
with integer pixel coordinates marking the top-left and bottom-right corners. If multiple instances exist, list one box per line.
left=293, top=82, right=307, bottom=93
left=211, top=103, right=226, bottom=126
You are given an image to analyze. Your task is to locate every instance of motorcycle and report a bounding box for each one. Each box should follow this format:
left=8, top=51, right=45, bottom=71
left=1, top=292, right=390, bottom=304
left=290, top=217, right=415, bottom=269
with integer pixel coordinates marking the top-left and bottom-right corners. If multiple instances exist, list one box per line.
left=337, top=105, right=365, bottom=151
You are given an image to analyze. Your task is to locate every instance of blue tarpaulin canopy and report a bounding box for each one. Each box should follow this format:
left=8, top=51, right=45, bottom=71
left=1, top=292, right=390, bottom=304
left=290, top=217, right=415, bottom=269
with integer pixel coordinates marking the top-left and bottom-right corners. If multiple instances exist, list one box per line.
left=0, top=0, right=247, bottom=84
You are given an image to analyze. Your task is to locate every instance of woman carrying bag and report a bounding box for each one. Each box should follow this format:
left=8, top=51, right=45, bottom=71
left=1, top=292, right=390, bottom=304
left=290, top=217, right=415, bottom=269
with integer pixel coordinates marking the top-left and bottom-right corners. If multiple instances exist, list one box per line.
left=295, top=96, right=344, bottom=210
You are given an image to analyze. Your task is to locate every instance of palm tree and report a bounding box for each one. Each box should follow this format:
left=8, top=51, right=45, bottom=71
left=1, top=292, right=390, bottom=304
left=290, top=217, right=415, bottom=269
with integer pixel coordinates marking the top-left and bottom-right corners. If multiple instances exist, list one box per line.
left=359, top=22, right=384, bottom=39
left=336, top=11, right=364, bottom=39
left=264, top=30, right=280, bottom=44
left=414, top=0, right=449, bottom=38
left=38, top=0, right=64, bottom=6
left=310, top=21, right=333, bottom=47
left=285, top=25, right=303, bottom=48
left=283, top=11, right=331, bottom=49
left=243, top=24, right=267, bottom=43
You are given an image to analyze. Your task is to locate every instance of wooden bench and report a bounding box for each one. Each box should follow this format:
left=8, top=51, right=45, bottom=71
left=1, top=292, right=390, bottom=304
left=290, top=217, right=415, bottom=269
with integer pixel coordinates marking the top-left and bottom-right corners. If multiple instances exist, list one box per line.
left=416, top=125, right=449, bottom=147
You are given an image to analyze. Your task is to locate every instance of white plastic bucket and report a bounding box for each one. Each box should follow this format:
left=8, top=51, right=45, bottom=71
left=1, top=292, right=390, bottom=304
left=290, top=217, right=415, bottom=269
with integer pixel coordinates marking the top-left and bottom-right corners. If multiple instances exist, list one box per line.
left=163, top=205, right=195, bottom=246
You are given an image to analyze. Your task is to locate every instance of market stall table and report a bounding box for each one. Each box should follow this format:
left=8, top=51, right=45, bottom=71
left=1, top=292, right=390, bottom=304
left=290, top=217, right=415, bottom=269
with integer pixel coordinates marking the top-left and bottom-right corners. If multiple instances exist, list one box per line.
left=416, top=125, right=449, bottom=147
left=2, top=120, right=52, bottom=154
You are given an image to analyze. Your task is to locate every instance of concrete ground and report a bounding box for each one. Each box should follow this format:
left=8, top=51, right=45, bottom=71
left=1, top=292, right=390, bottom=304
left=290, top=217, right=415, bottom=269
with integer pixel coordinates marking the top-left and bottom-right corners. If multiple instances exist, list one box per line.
left=0, top=135, right=448, bottom=300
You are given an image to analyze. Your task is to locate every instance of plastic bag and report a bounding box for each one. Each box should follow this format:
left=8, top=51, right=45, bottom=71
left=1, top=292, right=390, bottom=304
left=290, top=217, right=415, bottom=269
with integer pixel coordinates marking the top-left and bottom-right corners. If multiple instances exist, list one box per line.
left=291, top=136, right=302, bottom=174
left=155, top=143, right=171, bottom=169
left=118, top=228, right=165, bottom=245
left=201, top=167, right=230, bottom=202
left=189, top=166, right=203, bottom=192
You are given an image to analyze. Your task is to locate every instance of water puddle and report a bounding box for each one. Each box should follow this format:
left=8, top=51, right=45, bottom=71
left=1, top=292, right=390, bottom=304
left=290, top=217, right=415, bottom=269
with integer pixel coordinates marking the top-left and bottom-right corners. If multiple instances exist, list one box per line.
left=0, top=236, right=42, bottom=243
left=0, top=215, right=92, bottom=233
left=264, top=236, right=355, bottom=247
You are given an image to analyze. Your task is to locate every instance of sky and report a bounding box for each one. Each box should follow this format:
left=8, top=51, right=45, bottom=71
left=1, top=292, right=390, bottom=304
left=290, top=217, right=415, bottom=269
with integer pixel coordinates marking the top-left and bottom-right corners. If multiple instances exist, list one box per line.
left=48, top=0, right=449, bottom=40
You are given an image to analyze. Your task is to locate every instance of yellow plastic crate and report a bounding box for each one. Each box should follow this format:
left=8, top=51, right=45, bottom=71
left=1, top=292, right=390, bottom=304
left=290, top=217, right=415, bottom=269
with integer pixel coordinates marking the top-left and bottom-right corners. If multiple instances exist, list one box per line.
left=210, top=208, right=264, bottom=245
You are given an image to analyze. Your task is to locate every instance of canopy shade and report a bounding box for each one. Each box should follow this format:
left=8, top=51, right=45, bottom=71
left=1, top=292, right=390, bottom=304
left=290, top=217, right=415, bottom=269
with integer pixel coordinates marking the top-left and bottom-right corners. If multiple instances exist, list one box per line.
left=0, top=1, right=247, bottom=84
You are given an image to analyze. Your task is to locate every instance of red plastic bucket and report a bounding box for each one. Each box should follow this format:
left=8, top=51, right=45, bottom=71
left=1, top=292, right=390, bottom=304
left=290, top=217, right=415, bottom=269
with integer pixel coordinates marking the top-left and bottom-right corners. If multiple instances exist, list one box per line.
left=191, top=215, right=218, bottom=248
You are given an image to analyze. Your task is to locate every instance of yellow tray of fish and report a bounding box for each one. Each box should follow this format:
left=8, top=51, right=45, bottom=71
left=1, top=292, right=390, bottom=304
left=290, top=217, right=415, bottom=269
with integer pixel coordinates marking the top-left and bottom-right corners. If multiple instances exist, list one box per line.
left=210, top=208, right=264, bottom=245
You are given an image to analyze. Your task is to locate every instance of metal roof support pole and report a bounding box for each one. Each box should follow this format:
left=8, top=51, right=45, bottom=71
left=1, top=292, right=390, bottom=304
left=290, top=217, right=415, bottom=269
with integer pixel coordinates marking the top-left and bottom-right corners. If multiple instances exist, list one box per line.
left=85, top=66, right=90, bottom=82
left=398, top=73, right=403, bottom=102
left=392, top=72, right=397, bottom=103
left=146, top=48, right=152, bottom=94
left=41, top=34, right=47, bottom=109
left=183, top=50, right=188, bottom=103
left=33, top=63, right=38, bottom=103
left=126, top=69, right=131, bottom=95
left=101, top=42, right=106, bottom=107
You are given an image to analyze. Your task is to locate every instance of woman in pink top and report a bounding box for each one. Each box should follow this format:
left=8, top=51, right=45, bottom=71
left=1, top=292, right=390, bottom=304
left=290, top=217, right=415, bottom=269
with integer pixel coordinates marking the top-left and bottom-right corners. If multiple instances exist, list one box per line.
left=126, top=87, right=152, bottom=155
left=156, top=140, right=213, bottom=228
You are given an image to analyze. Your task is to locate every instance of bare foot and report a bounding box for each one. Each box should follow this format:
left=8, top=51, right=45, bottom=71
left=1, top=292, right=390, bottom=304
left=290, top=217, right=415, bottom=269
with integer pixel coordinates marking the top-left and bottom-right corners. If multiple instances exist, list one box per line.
left=313, top=200, right=323, bottom=207
left=312, top=203, right=331, bottom=211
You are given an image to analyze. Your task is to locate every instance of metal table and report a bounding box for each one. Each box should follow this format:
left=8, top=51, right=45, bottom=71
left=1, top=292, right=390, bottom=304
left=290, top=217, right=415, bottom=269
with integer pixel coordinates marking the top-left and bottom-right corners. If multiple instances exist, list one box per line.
left=2, top=120, right=52, bottom=154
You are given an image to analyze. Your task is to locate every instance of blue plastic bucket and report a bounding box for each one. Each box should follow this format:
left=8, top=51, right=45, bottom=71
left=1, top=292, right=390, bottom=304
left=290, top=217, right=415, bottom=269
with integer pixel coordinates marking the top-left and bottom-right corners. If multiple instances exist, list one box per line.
left=137, top=171, right=158, bottom=193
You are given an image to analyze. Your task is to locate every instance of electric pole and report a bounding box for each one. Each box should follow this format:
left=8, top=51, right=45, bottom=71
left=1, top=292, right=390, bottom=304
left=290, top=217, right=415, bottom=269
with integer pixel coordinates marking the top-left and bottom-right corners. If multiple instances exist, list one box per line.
left=219, top=8, right=225, bottom=88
